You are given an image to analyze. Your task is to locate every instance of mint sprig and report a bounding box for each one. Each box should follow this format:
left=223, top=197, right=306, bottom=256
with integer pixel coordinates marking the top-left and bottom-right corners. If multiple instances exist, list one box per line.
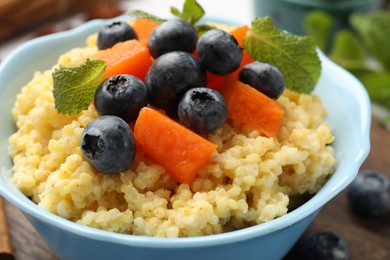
left=170, top=0, right=205, bottom=25
left=130, top=0, right=212, bottom=35
left=130, top=0, right=206, bottom=25
left=243, top=17, right=321, bottom=94
left=52, top=59, right=106, bottom=115
left=128, top=10, right=166, bottom=23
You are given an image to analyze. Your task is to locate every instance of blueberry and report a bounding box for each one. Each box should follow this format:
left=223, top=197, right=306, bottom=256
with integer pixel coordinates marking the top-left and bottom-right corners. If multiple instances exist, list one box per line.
left=178, top=87, right=228, bottom=134
left=148, top=19, right=198, bottom=59
left=239, top=61, right=285, bottom=99
left=94, top=74, right=149, bottom=122
left=196, top=29, right=242, bottom=75
left=299, top=232, right=350, bottom=260
left=81, top=115, right=135, bottom=173
left=97, top=21, right=137, bottom=50
left=145, top=51, right=206, bottom=116
left=347, top=169, right=390, bottom=217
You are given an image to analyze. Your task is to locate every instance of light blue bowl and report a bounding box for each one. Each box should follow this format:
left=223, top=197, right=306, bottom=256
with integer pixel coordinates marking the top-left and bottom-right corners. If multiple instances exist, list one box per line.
left=0, top=17, right=371, bottom=260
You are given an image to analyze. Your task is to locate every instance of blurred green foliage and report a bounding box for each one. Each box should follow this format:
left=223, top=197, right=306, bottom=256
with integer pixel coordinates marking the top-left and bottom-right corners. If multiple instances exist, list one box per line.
left=304, top=11, right=390, bottom=125
left=303, top=10, right=334, bottom=51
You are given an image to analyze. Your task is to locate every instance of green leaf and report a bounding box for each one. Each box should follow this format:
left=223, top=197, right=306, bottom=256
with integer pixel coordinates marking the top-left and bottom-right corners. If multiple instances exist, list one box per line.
left=195, top=24, right=216, bottom=37
left=170, top=7, right=181, bottom=18
left=52, top=59, right=106, bottom=115
left=303, top=10, right=334, bottom=52
left=243, top=17, right=321, bottom=93
left=358, top=71, right=390, bottom=109
left=329, top=30, right=367, bottom=71
left=128, top=10, right=166, bottom=23
left=170, top=0, right=205, bottom=24
left=350, top=12, right=390, bottom=71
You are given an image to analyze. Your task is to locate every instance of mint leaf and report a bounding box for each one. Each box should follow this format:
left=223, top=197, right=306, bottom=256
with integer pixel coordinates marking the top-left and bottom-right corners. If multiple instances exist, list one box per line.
left=170, top=7, right=181, bottom=18
left=243, top=17, right=321, bottom=93
left=350, top=12, right=390, bottom=71
left=129, top=10, right=166, bottom=23
left=358, top=71, right=390, bottom=109
left=52, top=59, right=106, bottom=115
left=170, top=0, right=205, bottom=24
left=303, top=10, right=334, bottom=52
left=329, top=30, right=367, bottom=71
left=195, top=24, right=216, bottom=36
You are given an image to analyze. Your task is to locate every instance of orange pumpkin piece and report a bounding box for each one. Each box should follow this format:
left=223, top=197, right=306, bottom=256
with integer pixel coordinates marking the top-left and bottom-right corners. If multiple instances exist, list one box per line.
left=192, top=51, right=226, bottom=90
left=89, top=39, right=153, bottom=80
left=132, top=18, right=160, bottom=41
left=230, top=25, right=249, bottom=46
left=222, top=77, right=285, bottom=137
left=134, top=107, right=217, bottom=183
left=206, top=71, right=225, bottom=90
left=229, top=25, right=255, bottom=80
left=230, top=51, right=255, bottom=80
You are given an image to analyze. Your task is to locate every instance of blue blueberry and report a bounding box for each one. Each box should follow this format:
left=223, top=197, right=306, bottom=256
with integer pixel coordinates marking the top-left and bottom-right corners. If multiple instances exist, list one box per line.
left=81, top=115, right=135, bottom=173
left=239, top=61, right=285, bottom=99
left=97, top=21, right=137, bottom=50
left=196, top=29, right=242, bottom=75
left=148, top=19, right=198, bottom=59
left=347, top=169, right=390, bottom=217
left=178, top=87, right=228, bottom=134
left=299, top=232, right=350, bottom=260
left=94, top=74, right=149, bottom=122
left=145, top=51, right=206, bottom=116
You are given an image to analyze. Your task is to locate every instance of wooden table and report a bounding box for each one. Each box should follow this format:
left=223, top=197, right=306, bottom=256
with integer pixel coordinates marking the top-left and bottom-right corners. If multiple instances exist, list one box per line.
left=2, top=114, right=389, bottom=259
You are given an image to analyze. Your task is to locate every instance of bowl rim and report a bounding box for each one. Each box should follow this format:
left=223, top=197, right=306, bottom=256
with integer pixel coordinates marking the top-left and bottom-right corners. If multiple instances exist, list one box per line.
left=0, top=15, right=371, bottom=247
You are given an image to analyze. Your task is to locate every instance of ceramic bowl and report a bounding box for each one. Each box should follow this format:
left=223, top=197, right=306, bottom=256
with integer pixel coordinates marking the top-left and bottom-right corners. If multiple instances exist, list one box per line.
left=0, top=16, right=371, bottom=260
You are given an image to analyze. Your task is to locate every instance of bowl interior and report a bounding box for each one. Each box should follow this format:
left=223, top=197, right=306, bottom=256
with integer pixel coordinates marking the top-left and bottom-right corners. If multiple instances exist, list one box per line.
left=0, top=16, right=371, bottom=245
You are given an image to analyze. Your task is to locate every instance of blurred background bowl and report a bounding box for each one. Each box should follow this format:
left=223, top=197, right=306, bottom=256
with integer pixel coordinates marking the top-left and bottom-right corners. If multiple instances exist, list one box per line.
left=255, top=0, right=384, bottom=35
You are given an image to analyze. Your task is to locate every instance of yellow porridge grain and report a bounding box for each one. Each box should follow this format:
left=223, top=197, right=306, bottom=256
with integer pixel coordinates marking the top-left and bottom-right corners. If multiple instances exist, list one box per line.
left=9, top=33, right=335, bottom=238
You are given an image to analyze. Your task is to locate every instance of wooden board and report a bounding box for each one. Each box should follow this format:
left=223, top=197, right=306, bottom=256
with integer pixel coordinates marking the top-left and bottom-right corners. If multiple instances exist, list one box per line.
left=3, top=115, right=390, bottom=259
